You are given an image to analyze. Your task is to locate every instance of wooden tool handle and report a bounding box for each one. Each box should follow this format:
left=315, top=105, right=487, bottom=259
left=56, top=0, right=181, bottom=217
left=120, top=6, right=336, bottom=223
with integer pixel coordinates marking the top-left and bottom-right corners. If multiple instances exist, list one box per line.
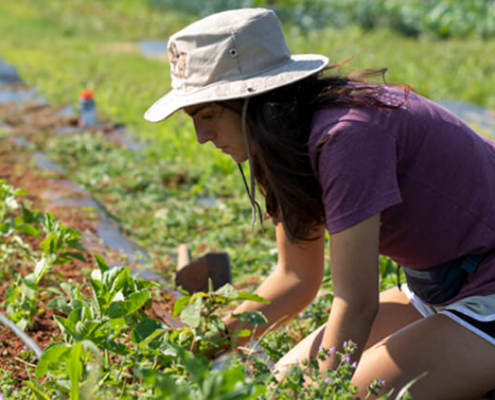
left=177, top=244, right=190, bottom=271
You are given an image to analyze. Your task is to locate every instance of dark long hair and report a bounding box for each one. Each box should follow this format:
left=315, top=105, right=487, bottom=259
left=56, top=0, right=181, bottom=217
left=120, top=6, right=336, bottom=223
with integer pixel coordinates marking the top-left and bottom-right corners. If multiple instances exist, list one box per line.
left=231, top=69, right=408, bottom=243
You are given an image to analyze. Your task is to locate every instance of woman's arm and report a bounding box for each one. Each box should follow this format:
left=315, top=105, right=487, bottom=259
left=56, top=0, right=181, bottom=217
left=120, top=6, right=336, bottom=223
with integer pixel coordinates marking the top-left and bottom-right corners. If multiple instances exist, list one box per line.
left=319, top=213, right=381, bottom=370
left=224, top=223, right=326, bottom=346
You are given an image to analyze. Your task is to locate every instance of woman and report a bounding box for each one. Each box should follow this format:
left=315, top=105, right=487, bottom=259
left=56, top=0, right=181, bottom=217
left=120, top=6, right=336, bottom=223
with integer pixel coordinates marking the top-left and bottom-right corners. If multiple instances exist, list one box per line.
left=144, top=8, right=495, bottom=399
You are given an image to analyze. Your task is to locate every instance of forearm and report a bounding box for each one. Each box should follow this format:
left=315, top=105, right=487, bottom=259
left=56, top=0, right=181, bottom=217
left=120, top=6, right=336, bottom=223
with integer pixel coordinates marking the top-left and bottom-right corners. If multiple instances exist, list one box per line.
left=319, top=298, right=378, bottom=371
left=224, top=267, right=320, bottom=346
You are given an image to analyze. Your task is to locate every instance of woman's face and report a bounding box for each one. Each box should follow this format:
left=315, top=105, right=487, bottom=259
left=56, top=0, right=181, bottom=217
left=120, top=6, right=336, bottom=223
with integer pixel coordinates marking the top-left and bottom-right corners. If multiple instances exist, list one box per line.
left=183, top=102, right=248, bottom=163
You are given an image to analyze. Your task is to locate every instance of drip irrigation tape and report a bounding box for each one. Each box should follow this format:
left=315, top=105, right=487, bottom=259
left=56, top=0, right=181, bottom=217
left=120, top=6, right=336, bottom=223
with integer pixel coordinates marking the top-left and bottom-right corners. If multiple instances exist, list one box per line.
left=0, top=311, right=43, bottom=359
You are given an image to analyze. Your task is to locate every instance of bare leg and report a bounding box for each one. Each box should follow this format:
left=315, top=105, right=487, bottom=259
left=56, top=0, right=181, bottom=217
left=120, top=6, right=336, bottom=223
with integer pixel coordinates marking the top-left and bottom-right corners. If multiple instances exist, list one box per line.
left=275, top=287, right=422, bottom=370
left=353, top=314, right=495, bottom=399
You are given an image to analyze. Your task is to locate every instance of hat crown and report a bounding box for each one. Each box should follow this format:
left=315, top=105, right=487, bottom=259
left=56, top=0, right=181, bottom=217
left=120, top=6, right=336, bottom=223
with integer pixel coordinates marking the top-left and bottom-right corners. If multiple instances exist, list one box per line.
left=168, top=8, right=291, bottom=93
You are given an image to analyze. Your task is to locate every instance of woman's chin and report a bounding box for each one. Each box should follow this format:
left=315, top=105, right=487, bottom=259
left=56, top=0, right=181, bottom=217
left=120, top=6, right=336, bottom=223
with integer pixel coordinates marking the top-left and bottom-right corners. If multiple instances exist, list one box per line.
left=232, top=154, right=248, bottom=163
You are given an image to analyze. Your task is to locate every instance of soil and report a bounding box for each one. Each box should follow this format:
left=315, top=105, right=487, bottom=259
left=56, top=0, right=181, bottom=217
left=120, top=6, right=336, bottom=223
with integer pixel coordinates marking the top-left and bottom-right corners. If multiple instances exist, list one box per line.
left=0, top=88, right=179, bottom=386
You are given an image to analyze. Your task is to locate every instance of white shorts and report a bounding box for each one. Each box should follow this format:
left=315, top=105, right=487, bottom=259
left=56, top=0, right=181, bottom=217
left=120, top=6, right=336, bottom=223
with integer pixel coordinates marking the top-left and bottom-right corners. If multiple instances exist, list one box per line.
left=402, top=283, right=495, bottom=347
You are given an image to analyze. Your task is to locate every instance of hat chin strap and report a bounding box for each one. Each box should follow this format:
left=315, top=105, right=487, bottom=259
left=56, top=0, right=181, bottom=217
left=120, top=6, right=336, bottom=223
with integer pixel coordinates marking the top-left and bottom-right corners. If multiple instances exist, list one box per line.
left=237, top=98, right=265, bottom=234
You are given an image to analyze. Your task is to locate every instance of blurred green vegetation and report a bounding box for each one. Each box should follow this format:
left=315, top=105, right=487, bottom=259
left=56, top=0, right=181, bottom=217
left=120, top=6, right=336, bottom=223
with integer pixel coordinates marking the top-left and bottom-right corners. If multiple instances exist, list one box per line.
left=152, top=0, right=495, bottom=39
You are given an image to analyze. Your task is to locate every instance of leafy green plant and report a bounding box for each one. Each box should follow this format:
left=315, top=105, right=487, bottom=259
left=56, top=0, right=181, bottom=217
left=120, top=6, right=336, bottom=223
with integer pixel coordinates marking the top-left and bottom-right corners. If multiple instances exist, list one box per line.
left=140, top=349, right=266, bottom=400
left=172, top=282, right=269, bottom=354
left=33, top=257, right=157, bottom=396
left=267, top=341, right=360, bottom=399
left=31, top=263, right=271, bottom=398
left=5, top=210, right=85, bottom=331
left=0, top=180, right=34, bottom=275
left=0, top=180, right=86, bottom=330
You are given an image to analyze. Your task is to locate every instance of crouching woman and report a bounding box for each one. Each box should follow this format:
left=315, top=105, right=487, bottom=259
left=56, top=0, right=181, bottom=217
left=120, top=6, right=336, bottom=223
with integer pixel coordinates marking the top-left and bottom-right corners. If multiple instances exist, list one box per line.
left=144, top=8, right=495, bottom=399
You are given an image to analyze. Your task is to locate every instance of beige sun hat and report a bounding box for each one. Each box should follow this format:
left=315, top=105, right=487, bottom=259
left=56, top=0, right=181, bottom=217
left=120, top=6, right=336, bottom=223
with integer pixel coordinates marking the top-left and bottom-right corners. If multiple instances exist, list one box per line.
left=144, top=8, right=329, bottom=122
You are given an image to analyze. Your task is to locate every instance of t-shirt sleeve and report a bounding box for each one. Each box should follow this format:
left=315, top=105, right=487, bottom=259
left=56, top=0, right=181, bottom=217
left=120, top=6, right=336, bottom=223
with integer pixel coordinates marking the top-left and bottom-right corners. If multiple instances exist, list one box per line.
left=316, top=120, right=402, bottom=234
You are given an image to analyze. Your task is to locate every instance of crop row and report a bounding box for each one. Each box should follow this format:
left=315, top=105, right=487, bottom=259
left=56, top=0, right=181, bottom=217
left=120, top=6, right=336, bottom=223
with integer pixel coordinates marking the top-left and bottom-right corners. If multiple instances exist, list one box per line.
left=0, top=176, right=407, bottom=398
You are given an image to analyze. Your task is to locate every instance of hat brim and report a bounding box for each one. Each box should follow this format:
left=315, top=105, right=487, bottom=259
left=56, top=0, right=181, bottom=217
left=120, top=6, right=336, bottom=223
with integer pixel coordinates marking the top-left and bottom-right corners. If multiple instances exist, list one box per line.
left=144, top=54, right=329, bottom=122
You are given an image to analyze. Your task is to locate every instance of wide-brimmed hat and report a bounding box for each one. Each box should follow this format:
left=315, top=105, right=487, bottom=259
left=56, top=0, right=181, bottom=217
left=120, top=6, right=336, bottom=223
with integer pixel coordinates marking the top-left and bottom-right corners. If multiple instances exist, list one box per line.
left=144, top=8, right=329, bottom=122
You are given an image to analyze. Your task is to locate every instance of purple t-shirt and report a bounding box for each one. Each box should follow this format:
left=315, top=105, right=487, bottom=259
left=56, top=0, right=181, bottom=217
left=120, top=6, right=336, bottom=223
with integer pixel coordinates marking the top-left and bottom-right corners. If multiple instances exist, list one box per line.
left=308, top=87, right=495, bottom=302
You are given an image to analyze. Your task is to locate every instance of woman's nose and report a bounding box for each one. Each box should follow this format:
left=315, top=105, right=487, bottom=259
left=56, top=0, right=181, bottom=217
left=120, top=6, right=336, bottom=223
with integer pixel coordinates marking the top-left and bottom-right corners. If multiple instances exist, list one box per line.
left=195, top=125, right=215, bottom=144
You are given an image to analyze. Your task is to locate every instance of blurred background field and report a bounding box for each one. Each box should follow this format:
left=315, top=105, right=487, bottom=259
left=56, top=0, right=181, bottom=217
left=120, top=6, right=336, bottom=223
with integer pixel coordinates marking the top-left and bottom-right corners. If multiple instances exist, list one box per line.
left=1, top=0, right=495, bottom=285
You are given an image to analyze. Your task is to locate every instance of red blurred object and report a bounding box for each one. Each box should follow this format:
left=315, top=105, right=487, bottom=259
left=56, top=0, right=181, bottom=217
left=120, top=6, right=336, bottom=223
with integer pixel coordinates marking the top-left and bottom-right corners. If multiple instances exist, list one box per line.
left=79, top=89, right=94, bottom=100
left=78, top=89, right=97, bottom=127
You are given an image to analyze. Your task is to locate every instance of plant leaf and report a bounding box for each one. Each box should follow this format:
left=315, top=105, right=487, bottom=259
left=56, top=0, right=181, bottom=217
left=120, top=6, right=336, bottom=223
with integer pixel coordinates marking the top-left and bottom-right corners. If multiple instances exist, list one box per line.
left=94, top=254, right=109, bottom=273
left=35, top=344, right=71, bottom=379
left=53, top=315, right=75, bottom=338
left=47, top=297, right=72, bottom=314
left=236, top=292, right=270, bottom=304
left=33, top=257, right=48, bottom=283
left=69, top=342, right=83, bottom=400
left=101, top=340, right=131, bottom=355
left=131, top=317, right=163, bottom=345
left=105, top=291, right=150, bottom=319
left=103, top=266, right=130, bottom=294
left=63, top=251, right=86, bottom=262
left=215, top=283, right=238, bottom=298
left=236, top=329, right=252, bottom=338
left=74, top=320, right=99, bottom=341
left=25, top=381, right=51, bottom=400
left=40, top=233, right=56, bottom=255
left=80, top=339, right=106, bottom=366
left=233, top=311, right=268, bottom=326
left=15, top=223, right=40, bottom=237
left=180, top=296, right=202, bottom=328
left=172, top=295, right=190, bottom=318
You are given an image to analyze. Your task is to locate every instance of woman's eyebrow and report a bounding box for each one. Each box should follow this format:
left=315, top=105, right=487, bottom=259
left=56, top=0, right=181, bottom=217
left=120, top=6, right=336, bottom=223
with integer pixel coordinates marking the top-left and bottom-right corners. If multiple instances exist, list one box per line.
left=187, top=105, right=211, bottom=117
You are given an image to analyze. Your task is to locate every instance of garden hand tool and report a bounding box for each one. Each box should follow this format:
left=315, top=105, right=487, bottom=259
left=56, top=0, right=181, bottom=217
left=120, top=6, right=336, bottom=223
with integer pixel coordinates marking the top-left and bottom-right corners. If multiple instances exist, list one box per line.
left=175, top=244, right=232, bottom=293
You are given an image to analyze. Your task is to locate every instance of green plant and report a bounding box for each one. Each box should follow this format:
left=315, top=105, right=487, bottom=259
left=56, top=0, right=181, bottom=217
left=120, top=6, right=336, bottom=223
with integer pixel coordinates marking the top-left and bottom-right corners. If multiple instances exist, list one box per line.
left=28, top=260, right=270, bottom=398
left=0, top=180, right=34, bottom=275
left=172, top=282, right=269, bottom=354
left=140, top=349, right=266, bottom=400
left=267, top=341, right=360, bottom=399
left=5, top=210, right=85, bottom=331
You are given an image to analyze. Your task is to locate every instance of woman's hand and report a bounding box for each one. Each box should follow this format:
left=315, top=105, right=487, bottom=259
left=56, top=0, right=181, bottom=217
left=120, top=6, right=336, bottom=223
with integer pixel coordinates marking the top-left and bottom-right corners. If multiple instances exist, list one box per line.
left=223, top=223, right=326, bottom=346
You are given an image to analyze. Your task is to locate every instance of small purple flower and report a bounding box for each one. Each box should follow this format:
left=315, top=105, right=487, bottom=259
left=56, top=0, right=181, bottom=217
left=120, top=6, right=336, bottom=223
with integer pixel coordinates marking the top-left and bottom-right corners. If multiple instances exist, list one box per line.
left=344, top=339, right=357, bottom=352
left=295, top=359, right=300, bottom=367
left=351, top=361, right=358, bottom=369
left=324, top=377, right=330, bottom=384
left=327, top=346, right=336, bottom=357
left=368, top=378, right=386, bottom=395
left=342, top=354, right=351, bottom=364
left=318, top=345, right=323, bottom=352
